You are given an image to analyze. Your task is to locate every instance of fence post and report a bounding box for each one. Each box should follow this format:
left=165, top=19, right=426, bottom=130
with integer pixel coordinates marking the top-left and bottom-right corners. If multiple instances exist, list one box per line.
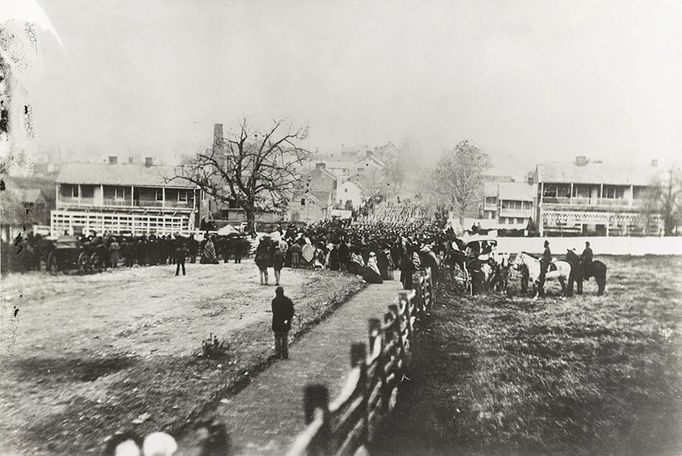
left=387, top=304, right=405, bottom=370
left=367, top=318, right=382, bottom=441
left=399, top=291, right=412, bottom=335
left=351, top=342, right=368, bottom=445
left=304, top=384, right=330, bottom=456
left=381, top=311, right=394, bottom=413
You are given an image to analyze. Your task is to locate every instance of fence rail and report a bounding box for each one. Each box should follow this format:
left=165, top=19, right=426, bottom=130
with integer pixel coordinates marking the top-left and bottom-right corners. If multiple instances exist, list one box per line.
left=286, top=269, right=435, bottom=456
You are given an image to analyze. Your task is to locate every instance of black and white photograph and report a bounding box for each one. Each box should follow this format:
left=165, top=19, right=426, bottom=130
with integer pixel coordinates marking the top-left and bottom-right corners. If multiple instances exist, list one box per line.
left=1, top=1, right=681, bottom=455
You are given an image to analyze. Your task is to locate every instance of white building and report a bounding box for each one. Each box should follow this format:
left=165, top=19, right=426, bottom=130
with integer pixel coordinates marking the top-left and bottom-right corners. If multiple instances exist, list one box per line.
left=51, top=162, right=198, bottom=236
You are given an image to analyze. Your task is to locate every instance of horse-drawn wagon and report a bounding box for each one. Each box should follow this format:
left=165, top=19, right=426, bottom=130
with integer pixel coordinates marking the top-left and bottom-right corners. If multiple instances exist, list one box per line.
left=46, top=235, right=106, bottom=274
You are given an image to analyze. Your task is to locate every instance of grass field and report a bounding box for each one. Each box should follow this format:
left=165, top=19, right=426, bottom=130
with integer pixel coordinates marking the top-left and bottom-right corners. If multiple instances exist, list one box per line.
left=371, top=255, right=682, bottom=456
left=0, top=262, right=364, bottom=455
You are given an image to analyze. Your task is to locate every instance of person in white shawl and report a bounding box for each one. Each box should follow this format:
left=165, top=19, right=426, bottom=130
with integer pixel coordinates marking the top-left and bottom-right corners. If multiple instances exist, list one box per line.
left=363, top=252, right=383, bottom=284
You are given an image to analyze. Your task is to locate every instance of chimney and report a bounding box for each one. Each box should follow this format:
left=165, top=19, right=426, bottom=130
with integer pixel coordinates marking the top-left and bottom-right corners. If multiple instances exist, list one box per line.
left=527, top=171, right=535, bottom=185
left=108, top=156, right=118, bottom=165
left=365, top=151, right=372, bottom=159
left=575, top=156, right=589, bottom=166
left=651, top=159, right=658, bottom=167
left=145, top=157, right=154, bottom=167
left=315, top=162, right=326, bottom=170
left=213, top=123, right=224, bottom=153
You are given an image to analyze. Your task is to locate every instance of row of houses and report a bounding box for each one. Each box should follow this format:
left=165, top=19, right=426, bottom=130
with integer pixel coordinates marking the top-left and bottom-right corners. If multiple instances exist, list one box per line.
left=0, top=151, right=670, bottom=239
left=469, top=156, right=665, bottom=236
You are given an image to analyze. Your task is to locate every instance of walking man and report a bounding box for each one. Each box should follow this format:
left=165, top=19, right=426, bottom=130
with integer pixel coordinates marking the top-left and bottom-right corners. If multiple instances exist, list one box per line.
left=271, top=287, right=294, bottom=360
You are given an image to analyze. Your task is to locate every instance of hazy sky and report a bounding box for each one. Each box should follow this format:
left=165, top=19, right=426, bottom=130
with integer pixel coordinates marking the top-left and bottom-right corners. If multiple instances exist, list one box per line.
left=30, top=0, right=682, bottom=171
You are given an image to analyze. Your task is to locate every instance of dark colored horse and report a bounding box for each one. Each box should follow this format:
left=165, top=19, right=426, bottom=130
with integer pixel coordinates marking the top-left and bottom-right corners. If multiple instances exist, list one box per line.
left=565, top=249, right=607, bottom=296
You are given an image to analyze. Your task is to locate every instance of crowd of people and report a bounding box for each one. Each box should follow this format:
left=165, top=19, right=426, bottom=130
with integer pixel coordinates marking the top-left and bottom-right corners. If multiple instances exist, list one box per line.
left=250, top=219, right=447, bottom=289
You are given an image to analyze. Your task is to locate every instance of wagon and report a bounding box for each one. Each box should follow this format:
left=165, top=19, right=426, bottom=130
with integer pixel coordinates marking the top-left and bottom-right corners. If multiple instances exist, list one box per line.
left=46, top=235, right=91, bottom=274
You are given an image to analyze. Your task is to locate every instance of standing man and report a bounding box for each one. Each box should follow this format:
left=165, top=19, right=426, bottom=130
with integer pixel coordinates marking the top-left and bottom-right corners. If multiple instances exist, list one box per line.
left=175, top=242, right=188, bottom=276
left=538, top=240, right=552, bottom=297
left=271, top=287, right=294, bottom=360
left=109, top=237, right=120, bottom=268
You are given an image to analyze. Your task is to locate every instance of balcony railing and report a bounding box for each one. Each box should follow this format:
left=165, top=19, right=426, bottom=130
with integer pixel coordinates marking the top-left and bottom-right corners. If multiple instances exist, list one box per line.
left=499, top=207, right=534, bottom=217
left=541, top=196, right=644, bottom=208
left=58, top=197, right=193, bottom=210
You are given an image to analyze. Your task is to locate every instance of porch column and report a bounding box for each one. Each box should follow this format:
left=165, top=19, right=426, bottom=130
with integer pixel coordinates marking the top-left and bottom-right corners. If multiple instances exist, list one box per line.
left=78, top=184, right=82, bottom=206
left=599, top=183, right=603, bottom=205
left=131, top=186, right=135, bottom=207
left=629, top=184, right=634, bottom=206
left=162, top=187, right=166, bottom=208
left=569, top=182, right=574, bottom=202
left=100, top=184, right=104, bottom=206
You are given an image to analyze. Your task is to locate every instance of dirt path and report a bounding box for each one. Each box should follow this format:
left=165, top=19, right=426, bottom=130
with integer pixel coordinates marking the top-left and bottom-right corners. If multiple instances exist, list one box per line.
left=180, top=279, right=404, bottom=456
left=0, top=263, right=364, bottom=455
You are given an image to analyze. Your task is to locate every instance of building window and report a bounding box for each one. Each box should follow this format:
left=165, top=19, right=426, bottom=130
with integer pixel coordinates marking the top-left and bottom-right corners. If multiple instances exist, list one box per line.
left=502, top=200, right=523, bottom=210
left=345, top=188, right=348, bottom=193
left=572, top=184, right=590, bottom=198
left=523, top=201, right=533, bottom=210
left=543, top=184, right=558, bottom=197
left=301, top=198, right=306, bottom=206
left=500, top=218, right=506, bottom=224
left=177, top=191, right=188, bottom=202
left=115, top=187, right=125, bottom=200
left=602, top=185, right=624, bottom=199
left=485, top=196, right=497, bottom=205
left=71, top=185, right=79, bottom=198
left=517, top=218, right=525, bottom=224
left=156, top=189, right=164, bottom=201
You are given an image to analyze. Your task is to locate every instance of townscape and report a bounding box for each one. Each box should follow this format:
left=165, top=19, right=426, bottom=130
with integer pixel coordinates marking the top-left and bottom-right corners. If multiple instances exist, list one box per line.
left=1, top=2, right=682, bottom=456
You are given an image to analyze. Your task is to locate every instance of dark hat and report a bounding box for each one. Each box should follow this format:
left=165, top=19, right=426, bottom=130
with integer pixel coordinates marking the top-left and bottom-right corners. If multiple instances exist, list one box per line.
left=544, top=240, right=549, bottom=246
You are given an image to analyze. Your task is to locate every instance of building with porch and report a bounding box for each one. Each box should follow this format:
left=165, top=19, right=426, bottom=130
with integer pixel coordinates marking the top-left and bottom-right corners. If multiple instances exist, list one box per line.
left=536, top=157, right=663, bottom=236
left=51, top=162, right=198, bottom=236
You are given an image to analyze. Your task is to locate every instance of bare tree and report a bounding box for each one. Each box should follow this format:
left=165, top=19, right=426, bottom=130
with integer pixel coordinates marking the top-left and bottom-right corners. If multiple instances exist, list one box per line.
left=645, top=166, right=681, bottom=236
left=428, top=140, right=491, bottom=226
left=175, top=119, right=310, bottom=230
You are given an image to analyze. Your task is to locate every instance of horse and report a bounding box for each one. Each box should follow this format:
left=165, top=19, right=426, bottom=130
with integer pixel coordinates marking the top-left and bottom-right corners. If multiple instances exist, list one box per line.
left=564, top=249, right=607, bottom=296
left=512, top=252, right=572, bottom=297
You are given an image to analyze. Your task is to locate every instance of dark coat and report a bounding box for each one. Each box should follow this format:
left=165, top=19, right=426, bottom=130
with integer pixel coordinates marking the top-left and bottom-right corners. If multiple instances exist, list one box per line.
left=272, top=295, right=295, bottom=332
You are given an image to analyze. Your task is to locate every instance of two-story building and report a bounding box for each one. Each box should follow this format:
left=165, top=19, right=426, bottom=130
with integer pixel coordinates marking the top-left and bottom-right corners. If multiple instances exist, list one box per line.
left=482, top=181, right=536, bottom=229
left=536, top=157, right=663, bottom=236
left=51, top=162, right=198, bottom=236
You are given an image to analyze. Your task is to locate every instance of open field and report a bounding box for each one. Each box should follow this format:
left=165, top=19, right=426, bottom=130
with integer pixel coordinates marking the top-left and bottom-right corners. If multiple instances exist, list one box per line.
left=0, top=262, right=364, bottom=455
left=372, top=256, right=682, bottom=456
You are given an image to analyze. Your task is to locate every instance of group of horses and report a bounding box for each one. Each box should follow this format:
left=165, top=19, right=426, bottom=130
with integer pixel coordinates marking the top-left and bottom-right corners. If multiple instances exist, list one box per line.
left=437, top=241, right=607, bottom=297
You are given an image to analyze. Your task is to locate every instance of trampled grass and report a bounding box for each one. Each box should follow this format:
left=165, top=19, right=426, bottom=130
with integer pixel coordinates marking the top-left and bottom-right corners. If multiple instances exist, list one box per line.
left=372, top=255, right=682, bottom=456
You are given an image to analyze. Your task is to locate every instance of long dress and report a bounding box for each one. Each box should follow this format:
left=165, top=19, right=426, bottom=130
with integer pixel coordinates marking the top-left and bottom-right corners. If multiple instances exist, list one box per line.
left=363, top=257, right=383, bottom=284
left=200, top=239, right=219, bottom=264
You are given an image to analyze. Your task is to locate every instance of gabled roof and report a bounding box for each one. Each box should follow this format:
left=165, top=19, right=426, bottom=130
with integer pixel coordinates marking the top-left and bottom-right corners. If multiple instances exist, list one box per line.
left=536, top=161, right=661, bottom=186
left=56, top=163, right=195, bottom=188
left=498, top=182, right=535, bottom=201
left=310, top=190, right=332, bottom=205
left=353, top=154, right=385, bottom=167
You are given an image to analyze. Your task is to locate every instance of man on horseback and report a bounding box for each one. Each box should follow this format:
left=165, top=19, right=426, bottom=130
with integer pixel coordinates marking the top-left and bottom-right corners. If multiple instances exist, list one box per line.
left=580, top=241, right=593, bottom=269
left=538, top=240, right=552, bottom=297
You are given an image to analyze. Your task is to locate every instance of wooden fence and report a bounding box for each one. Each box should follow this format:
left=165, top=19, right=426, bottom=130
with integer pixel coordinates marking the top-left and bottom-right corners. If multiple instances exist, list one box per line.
left=286, top=269, right=435, bottom=456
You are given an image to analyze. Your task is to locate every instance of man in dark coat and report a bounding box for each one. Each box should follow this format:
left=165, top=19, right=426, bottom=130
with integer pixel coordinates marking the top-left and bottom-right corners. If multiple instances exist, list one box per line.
left=271, top=287, right=294, bottom=359
left=538, top=240, right=552, bottom=297
left=175, top=242, right=188, bottom=276
left=580, top=241, right=593, bottom=269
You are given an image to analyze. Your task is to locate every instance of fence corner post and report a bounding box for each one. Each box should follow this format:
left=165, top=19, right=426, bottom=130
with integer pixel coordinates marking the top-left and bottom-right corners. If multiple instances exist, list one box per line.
left=304, top=384, right=330, bottom=456
left=351, top=342, right=369, bottom=444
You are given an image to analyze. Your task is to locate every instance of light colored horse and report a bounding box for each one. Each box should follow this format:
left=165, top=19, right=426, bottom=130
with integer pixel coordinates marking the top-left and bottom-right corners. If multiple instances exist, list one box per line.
left=512, top=252, right=571, bottom=297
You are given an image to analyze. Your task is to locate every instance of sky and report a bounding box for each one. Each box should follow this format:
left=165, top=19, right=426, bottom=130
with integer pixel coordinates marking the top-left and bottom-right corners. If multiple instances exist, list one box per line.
left=22, top=0, right=682, bottom=172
